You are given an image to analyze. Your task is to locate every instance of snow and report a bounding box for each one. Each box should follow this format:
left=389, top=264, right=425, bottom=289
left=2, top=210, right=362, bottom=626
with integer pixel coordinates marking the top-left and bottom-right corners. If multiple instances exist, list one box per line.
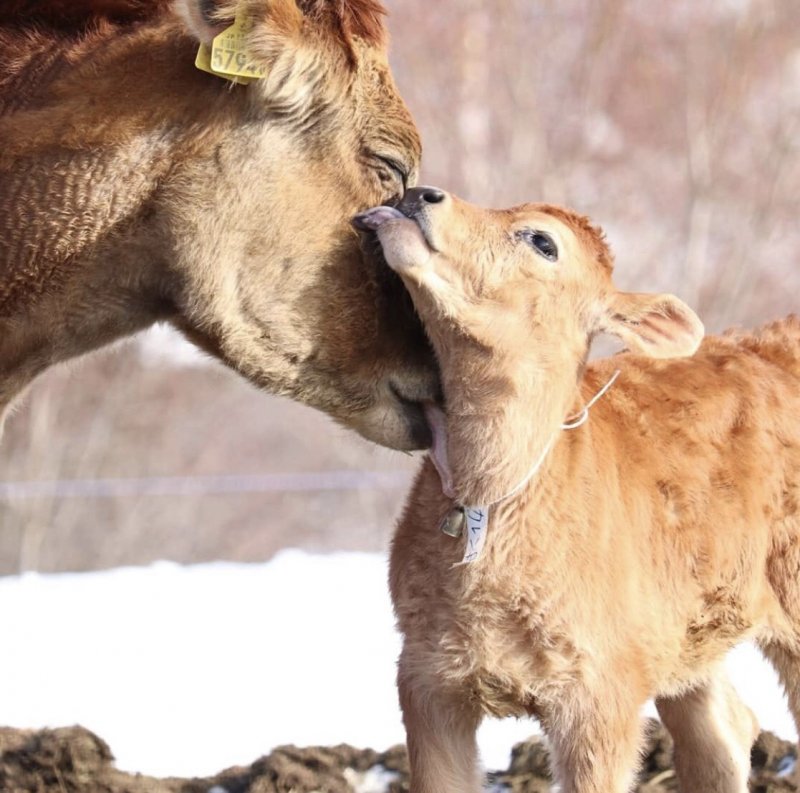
left=0, top=550, right=795, bottom=778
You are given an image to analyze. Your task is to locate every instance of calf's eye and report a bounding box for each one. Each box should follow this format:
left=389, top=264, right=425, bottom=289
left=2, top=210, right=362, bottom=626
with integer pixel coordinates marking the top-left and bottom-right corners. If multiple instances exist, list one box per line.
left=518, top=229, right=558, bottom=263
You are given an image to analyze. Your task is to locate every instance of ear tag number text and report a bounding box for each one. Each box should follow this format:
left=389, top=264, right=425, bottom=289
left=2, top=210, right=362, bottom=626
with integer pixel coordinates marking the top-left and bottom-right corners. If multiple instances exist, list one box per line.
left=209, top=12, right=268, bottom=80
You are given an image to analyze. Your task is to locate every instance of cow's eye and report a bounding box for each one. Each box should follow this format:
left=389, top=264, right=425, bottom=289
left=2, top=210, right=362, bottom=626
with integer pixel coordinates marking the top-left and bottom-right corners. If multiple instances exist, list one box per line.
left=374, top=155, right=408, bottom=192
left=518, top=229, right=558, bottom=262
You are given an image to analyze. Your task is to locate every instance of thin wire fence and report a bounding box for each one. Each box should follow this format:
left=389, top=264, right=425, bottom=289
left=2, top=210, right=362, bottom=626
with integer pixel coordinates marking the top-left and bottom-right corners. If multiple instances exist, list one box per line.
left=0, top=470, right=412, bottom=500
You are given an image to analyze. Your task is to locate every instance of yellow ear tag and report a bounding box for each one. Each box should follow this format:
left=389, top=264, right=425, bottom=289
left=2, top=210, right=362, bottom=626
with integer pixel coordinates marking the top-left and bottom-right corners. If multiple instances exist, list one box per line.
left=210, top=11, right=268, bottom=81
left=194, top=43, right=217, bottom=76
left=195, top=42, right=252, bottom=84
left=195, top=41, right=253, bottom=85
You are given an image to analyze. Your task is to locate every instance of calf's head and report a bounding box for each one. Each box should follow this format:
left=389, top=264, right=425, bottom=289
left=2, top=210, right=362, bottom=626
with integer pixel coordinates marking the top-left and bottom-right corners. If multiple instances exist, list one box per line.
left=356, top=188, right=704, bottom=502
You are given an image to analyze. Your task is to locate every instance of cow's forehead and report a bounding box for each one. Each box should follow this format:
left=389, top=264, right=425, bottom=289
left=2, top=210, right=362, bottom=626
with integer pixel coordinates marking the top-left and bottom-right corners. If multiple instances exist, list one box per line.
left=355, top=53, right=422, bottom=169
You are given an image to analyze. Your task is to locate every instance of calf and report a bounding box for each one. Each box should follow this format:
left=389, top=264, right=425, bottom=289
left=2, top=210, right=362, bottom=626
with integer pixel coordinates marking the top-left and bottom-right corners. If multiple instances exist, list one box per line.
left=354, top=188, right=800, bottom=793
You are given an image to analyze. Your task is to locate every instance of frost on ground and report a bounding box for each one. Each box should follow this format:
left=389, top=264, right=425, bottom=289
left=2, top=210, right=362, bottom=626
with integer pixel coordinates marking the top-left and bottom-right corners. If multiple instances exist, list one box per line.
left=0, top=551, right=796, bottom=781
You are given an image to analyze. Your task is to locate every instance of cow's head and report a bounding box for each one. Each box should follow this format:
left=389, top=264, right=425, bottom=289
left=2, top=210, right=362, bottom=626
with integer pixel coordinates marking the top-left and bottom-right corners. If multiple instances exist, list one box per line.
left=165, top=0, right=437, bottom=449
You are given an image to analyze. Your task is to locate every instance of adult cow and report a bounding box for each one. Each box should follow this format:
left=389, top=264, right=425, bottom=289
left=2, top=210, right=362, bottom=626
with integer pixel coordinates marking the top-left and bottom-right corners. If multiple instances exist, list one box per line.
left=0, top=0, right=437, bottom=449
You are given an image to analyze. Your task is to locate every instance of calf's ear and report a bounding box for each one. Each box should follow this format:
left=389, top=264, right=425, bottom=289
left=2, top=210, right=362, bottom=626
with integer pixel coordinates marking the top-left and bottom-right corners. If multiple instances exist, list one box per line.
left=600, top=292, right=704, bottom=359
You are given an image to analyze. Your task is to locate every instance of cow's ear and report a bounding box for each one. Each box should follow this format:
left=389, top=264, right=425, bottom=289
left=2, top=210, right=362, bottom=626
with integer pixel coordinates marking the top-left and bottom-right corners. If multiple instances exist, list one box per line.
left=175, top=0, right=386, bottom=49
left=308, top=0, right=387, bottom=49
left=245, top=0, right=386, bottom=71
left=600, top=291, right=704, bottom=359
left=174, top=0, right=305, bottom=77
left=174, top=0, right=231, bottom=43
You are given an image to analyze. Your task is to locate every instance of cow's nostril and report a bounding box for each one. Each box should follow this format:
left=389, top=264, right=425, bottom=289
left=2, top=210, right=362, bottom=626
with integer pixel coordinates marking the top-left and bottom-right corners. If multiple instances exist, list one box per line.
left=398, top=186, right=448, bottom=214
left=421, top=188, right=446, bottom=204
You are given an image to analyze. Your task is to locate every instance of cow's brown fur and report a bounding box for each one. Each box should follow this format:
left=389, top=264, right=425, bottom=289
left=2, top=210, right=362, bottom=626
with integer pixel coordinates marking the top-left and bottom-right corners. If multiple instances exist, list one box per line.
left=0, top=0, right=437, bottom=450
left=368, top=190, right=800, bottom=792
left=0, top=1, right=172, bottom=27
left=2, top=1, right=385, bottom=43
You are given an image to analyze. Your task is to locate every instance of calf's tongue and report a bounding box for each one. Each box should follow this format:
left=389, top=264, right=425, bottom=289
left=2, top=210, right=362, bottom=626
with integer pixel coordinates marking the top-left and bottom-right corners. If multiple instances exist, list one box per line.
left=351, top=205, right=405, bottom=231
left=424, top=402, right=455, bottom=499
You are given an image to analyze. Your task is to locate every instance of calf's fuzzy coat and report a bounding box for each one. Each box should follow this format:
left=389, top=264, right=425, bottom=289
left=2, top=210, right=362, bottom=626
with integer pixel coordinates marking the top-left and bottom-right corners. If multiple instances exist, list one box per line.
left=355, top=188, right=800, bottom=793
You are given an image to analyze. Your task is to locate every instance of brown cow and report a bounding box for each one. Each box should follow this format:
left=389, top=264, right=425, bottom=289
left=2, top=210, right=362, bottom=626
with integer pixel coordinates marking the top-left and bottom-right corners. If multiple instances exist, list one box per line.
left=355, top=188, right=800, bottom=793
left=0, top=0, right=437, bottom=449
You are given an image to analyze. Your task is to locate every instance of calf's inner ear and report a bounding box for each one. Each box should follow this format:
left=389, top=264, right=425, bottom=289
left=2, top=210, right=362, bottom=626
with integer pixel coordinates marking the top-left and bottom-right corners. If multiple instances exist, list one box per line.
left=601, top=292, right=705, bottom=359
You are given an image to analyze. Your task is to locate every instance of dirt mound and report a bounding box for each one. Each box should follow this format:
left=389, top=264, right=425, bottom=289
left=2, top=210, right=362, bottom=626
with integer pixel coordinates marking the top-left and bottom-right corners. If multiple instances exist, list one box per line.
left=0, top=720, right=795, bottom=792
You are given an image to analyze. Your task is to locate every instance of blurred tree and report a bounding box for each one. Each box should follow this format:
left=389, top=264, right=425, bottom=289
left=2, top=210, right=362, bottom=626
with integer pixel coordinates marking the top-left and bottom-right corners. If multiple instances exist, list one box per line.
left=2, top=0, right=799, bottom=573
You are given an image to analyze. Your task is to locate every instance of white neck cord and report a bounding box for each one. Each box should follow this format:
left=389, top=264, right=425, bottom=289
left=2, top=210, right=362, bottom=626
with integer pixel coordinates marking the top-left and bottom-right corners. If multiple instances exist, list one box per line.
left=484, top=369, right=620, bottom=507
left=560, top=369, right=621, bottom=430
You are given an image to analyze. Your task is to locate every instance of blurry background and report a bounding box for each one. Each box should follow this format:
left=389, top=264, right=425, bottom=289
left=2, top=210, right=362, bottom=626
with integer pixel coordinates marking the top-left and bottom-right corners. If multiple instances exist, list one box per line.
left=2, top=0, right=798, bottom=574
left=0, top=0, right=800, bottom=573
left=1, top=0, right=799, bottom=778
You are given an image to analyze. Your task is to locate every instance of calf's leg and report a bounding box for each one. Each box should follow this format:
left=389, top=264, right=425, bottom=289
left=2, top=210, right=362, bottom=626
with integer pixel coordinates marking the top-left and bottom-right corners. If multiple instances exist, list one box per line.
left=759, top=641, right=800, bottom=788
left=546, top=688, right=643, bottom=793
left=656, top=669, right=757, bottom=793
left=398, top=669, right=483, bottom=793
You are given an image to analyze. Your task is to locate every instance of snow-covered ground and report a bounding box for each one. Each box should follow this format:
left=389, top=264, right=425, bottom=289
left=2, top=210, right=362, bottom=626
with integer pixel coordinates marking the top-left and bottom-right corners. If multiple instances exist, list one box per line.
left=0, top=550, right=795, bottom=778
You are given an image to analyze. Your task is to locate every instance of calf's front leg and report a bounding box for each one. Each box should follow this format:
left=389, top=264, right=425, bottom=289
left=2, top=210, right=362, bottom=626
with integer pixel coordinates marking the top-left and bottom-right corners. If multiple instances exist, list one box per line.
left=398, top=667, right=483, bottom=793
left=546, top=686, right=644, bottom=793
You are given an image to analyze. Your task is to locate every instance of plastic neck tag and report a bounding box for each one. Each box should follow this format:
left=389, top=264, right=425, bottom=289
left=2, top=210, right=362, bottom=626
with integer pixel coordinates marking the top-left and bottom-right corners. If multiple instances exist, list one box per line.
left=454, top=507, right=489, bottom=566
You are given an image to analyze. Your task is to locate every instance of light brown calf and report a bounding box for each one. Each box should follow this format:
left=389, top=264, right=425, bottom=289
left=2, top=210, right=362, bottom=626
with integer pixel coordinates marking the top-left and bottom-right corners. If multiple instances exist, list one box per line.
left=354, top=188, right=800, bottom=793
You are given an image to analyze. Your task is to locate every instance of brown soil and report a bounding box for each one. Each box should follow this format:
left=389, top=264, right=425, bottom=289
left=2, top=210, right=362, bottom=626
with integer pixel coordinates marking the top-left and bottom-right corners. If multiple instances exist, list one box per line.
left=0, top=720, right=795, bottom=793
